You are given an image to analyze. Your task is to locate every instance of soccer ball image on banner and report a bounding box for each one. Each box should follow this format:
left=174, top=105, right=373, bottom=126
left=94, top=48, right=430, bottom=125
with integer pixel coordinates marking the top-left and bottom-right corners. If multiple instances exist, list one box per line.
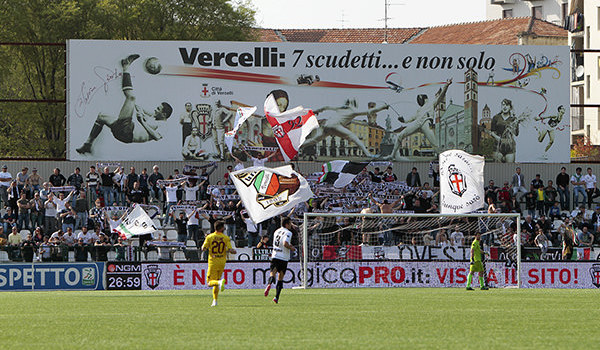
left=144, top=57, right=162, bottom=75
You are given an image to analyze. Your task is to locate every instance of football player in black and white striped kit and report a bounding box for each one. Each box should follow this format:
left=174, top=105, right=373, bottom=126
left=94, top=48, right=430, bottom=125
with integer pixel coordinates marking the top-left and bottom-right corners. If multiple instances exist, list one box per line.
left=264, top=217, right=295, bottom=304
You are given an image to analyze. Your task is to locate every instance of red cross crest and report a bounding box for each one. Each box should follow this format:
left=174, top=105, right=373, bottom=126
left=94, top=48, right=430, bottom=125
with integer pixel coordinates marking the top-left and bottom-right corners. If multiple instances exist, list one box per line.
left=272, top=124, right=285, bottom=138
left=590, top=264, right=600, bottom=288
left=144, top=265, right=162, bottom=289
left=448, top=164, right=467, bottom=197
left=200, top=84, right=210, bottom=98
left=195, top=104, right=212, bottom=140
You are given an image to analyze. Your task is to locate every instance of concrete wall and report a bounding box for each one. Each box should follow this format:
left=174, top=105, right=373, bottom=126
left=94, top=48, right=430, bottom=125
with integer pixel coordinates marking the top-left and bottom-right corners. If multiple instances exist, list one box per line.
left=518, top=34, right=568, bottom=46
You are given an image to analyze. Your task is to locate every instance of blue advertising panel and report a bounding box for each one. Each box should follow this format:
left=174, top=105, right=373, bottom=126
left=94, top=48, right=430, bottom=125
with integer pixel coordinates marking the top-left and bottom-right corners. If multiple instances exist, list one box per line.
left=0, top=263, right=105, bottom=291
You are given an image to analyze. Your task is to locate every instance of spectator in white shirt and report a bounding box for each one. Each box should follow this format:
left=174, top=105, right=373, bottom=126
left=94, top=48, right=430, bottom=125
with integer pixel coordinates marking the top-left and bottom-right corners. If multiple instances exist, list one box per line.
left=450, top=225, right=464, bottom=246
left=183, top=181, right=200, bottom=201
left=241, top=146, right=279, bottom=167
left=436, top=229, right=450, bottom=247
left=113, top=167, right=127, bottom=206
left=107, top=213, right=123, bottom=236
left=187, top=208, right=201, bottom=245
left=511, top=167, right=527, bottom=202
left=244, top=212, right=259, bottom=247
left=163, top=181, right=179, bottom=226
left=40, top=182, right=51, bottom=202
left=54, top=190, right=74, bottom=230
left=62, top=227, right=77, bottom=246
left=77, top=226, right=95, bottom=244
left=0, top=165, right=13, bottom=209
left=44, top=193, right=58, bottom=234
left=50, top=229, right=65, bottom=244
left=54, top=190, right=74, bottom=213
left=210, top=182, right=221, bottom=198
left=583, top=167, right=598, bottom=209
left=571, top=167, right=587, bottom=209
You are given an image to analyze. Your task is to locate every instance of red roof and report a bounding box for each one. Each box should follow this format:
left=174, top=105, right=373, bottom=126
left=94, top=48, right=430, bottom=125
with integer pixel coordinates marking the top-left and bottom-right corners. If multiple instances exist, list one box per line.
left=256, top=28, right=423, bottom=44
left=254, top=17, right=566, bottom=45
left=410, top=17, right=566, bottom=45
left=255, top=29, right=283, bottom=42
left=277, top=28, right=423, bottom=44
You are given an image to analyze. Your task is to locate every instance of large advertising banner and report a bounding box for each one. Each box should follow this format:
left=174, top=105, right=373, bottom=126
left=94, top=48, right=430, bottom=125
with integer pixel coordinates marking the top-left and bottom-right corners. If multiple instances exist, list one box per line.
left=137, top=261, right=600, bottom=290
left=67, top=40, right=569, bottom=162
left=0, top=263, right=105, bottom=291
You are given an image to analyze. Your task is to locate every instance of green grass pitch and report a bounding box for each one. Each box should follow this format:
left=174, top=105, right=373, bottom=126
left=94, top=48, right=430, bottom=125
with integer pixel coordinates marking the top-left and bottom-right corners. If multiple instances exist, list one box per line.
left=2, top=288, right=596, bottom=349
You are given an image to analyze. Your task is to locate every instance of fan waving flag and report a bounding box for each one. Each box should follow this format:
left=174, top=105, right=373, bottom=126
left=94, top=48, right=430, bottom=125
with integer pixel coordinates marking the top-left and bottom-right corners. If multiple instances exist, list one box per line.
left=319, top=160, right=369, bottom=188
left=224, top=106, right=257, bottom=154
left=439, top=150, right=485, bottom=214
left=114, top=205, right=157, bottom=240
left=264, top=94, right=319, bottom=162
left=231, top=165, right=314, bottom=223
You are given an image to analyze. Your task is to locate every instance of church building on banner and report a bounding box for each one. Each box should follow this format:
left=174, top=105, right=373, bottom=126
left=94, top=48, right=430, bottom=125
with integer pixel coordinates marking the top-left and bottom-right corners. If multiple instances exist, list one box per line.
left=435, top=68, right=480, bottom=154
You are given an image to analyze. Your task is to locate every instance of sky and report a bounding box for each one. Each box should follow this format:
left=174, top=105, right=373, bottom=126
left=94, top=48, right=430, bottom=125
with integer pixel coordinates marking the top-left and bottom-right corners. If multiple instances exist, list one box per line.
left=249, top=0, right=487, bottom=29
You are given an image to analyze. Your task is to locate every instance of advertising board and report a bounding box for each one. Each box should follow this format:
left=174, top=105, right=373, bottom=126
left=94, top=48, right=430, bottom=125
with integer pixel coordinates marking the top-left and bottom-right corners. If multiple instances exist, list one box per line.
left=137, top=261, right=600, bottom=290
left=0, top=263, right=105, bottom=291
left=68, top=40, right=569, bottom=162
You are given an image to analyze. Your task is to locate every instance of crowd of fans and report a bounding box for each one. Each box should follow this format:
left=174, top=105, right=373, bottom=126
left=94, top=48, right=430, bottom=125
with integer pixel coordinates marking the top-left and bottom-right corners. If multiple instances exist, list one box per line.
left=483, top=166, right=599, bottom=255
left=0, top=162, right=598, bottom=262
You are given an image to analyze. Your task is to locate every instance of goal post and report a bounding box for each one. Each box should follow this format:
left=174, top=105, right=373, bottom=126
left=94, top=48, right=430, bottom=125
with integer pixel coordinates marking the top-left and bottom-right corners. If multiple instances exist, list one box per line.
left=300, top=212, right=522, bottom=289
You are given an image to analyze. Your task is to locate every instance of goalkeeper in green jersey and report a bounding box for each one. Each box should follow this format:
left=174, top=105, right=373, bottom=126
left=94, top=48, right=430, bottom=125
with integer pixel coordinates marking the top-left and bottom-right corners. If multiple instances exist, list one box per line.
left=466, top=232, right=489, bottom=290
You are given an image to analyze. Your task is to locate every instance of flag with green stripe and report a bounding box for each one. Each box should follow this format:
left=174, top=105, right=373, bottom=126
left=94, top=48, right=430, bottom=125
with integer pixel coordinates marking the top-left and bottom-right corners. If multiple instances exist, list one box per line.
left=318, top=160, right=369, bottom=188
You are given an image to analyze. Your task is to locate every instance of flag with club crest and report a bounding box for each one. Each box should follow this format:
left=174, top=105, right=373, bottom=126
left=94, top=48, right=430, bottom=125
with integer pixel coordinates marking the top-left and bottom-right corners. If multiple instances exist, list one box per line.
left=439, top=150, right=485, bottom=214
left=231, top=165, right=314, bottom=223
left=264, top=94, right=318, bottom=162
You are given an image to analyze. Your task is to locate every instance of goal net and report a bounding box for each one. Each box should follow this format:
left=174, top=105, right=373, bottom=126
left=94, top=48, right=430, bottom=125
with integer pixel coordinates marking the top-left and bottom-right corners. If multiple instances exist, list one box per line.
left=299, top=212, right=522, bottom=289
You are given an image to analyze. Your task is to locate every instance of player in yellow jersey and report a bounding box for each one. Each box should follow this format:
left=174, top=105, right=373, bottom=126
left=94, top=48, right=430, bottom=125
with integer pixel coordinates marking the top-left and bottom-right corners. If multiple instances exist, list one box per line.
left=202, top=221, right=236, bottom=306
left=466, top=232, right=488, bottom=291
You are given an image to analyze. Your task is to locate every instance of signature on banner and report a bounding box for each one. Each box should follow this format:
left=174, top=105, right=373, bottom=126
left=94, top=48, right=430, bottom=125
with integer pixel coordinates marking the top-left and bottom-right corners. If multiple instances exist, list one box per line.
left=75, top=66, right=122, bottom=118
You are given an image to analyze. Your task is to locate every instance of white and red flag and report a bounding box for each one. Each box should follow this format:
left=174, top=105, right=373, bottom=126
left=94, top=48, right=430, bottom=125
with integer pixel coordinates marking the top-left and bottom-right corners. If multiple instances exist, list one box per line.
left=264, top=94, right=319, bottom=162
left=439, top=150, right=485, bottom=214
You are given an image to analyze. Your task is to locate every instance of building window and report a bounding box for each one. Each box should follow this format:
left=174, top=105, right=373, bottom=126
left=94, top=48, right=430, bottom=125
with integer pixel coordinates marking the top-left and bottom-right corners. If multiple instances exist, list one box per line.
left=598, top=109, right=600, bottom=130
left=503, top=9, right=513, bottom=18
left=598, top=7, right=600, bottom=30
left=586, top=124, right=590, bottom=138
left=532, top=6, right=542, bottom=19
left=587, top=75, right=591, bottom=99
left=598, top=57, right=600, bottom=80
left=563, top=3, right=569, bottom=26
left=587, top=26, right=591, bottom=49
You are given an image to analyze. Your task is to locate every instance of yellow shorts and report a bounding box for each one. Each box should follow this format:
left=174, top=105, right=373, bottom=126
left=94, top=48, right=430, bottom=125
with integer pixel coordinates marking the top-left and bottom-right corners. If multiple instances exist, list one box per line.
left=470, top=261, right=484, bottom=273
left=207, top=262, right=225, bottom=283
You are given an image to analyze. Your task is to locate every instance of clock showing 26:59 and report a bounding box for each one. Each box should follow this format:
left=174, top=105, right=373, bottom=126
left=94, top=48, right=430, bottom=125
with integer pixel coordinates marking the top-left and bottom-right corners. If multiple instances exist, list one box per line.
left=106, top=263, right=142, bottom=290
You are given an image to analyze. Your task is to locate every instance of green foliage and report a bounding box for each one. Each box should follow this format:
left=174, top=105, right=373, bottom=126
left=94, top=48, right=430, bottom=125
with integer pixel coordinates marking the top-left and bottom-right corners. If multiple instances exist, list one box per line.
left=1, top=288, right=599, bottom=349
left=479, top=136, right=496, bottom=158
left=0, top=0, right=257, bottom=158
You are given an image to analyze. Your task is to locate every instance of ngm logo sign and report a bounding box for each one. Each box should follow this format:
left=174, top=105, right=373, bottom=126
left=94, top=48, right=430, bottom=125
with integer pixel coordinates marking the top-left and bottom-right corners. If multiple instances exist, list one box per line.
left=0, top=263, right=104, bottom=291
left=107, top=263, right=141, bottom=273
